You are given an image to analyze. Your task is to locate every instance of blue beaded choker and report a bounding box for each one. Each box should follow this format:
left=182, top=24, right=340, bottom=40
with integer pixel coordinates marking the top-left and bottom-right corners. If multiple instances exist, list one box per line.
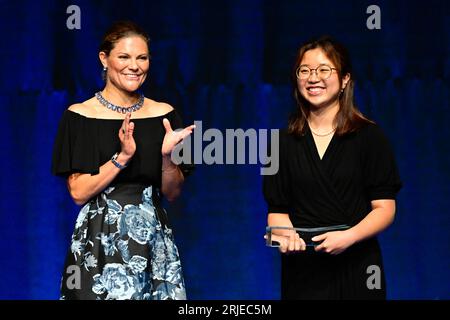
left=95, top=91, right=144, bottom=114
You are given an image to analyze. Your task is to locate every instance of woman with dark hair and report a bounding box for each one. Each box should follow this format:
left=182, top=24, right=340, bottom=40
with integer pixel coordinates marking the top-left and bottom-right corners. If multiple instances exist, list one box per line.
left=52, top=21, right=194, bottom=300
left=263, top=36, right=402, bottom=299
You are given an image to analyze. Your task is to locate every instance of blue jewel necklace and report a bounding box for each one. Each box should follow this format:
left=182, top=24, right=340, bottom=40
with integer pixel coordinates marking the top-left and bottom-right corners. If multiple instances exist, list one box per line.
left=95, top=91, right=144, bottom=114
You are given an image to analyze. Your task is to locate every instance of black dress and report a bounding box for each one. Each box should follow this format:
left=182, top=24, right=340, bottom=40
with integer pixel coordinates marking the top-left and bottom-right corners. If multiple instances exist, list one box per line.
left=52, top=109, right=192, bottom=300
left=263, top=124, right=402, bottom=300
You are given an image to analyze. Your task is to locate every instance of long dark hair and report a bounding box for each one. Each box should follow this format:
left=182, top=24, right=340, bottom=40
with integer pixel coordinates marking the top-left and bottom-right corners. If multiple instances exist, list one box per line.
left=288, top=36, right=373, bottom=136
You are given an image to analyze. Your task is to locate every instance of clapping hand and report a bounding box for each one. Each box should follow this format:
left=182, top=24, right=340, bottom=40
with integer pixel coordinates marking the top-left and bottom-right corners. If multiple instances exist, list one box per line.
left=161, top=118, right=195, bottom=157
left=119, top=113, right=136, bottom=160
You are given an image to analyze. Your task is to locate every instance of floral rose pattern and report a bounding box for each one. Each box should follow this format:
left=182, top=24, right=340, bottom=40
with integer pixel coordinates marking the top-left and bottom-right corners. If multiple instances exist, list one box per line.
left=60, top=185, right=186, bottom=300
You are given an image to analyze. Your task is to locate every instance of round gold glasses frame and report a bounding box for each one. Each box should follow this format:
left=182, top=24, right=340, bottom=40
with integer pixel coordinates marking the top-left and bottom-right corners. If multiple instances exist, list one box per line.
left=296, top=64, right=337, bottom=80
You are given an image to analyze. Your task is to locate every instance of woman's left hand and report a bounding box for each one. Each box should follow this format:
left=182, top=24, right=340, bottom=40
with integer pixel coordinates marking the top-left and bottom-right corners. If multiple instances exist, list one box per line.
left=312, top=230, right=356, bottom=255
left=161, top=118, right=195, bottom=157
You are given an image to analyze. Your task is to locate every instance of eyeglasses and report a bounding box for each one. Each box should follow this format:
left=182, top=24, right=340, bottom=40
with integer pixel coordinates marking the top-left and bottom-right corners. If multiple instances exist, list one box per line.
left=296, top=64, right=337, bottom=80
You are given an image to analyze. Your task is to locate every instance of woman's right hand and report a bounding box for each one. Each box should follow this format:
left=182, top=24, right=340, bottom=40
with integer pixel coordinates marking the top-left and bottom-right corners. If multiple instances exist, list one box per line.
left=118, top=113, right=136, bottom=161
left=266, top=213, right=306, bottom=254
left=267, top=230, right=306, bottom=254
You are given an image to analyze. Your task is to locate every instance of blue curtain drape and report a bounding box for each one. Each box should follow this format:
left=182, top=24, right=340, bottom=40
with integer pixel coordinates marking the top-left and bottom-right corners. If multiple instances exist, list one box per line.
left=0, top=0, right=449, bottom=299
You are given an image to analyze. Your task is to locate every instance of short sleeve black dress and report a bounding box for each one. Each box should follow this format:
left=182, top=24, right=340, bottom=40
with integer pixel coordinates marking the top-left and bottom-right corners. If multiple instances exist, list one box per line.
left=263, top=123, right=402, bottom=299
left=52, top=109, right=192, bottom=300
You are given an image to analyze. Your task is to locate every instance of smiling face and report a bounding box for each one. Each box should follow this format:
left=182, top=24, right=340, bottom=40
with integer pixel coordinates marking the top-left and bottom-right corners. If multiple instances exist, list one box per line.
left=297, top=48, right=349, bottom=109
left=99, top=35, right=150, bottom=93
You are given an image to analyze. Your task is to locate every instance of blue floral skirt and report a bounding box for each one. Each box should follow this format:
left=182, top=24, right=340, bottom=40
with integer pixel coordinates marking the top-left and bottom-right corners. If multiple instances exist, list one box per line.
left=60, top=183, right=186, bottom=300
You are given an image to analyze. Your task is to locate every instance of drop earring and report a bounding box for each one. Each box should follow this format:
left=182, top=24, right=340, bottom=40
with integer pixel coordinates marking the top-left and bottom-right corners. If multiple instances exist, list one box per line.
left=102, top=66, right=107, bottom=81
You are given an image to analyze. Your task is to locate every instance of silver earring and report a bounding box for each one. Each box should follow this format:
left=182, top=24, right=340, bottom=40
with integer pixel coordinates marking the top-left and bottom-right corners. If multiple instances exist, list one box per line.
left=102, top=67, right=107, bottom=81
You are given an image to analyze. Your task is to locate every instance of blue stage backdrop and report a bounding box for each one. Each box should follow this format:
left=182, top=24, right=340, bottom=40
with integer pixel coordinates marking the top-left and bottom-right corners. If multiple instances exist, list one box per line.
left=0, top=0, right=449, bottom=299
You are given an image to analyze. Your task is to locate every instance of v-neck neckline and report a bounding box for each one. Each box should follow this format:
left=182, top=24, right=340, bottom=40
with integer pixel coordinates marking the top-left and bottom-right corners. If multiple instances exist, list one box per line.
left=306, top=126, right=337, bottom=162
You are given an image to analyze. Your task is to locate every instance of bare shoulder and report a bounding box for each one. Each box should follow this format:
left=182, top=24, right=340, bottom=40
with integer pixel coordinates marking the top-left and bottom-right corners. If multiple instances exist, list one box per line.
left=143, top=98, right=174, bottom=117
left=67, top=97, right=98, bottom=117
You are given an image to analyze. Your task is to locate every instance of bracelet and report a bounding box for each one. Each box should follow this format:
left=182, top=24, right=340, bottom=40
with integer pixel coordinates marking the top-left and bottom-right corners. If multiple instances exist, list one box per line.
left=111, top=152, right=127, bottom=170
